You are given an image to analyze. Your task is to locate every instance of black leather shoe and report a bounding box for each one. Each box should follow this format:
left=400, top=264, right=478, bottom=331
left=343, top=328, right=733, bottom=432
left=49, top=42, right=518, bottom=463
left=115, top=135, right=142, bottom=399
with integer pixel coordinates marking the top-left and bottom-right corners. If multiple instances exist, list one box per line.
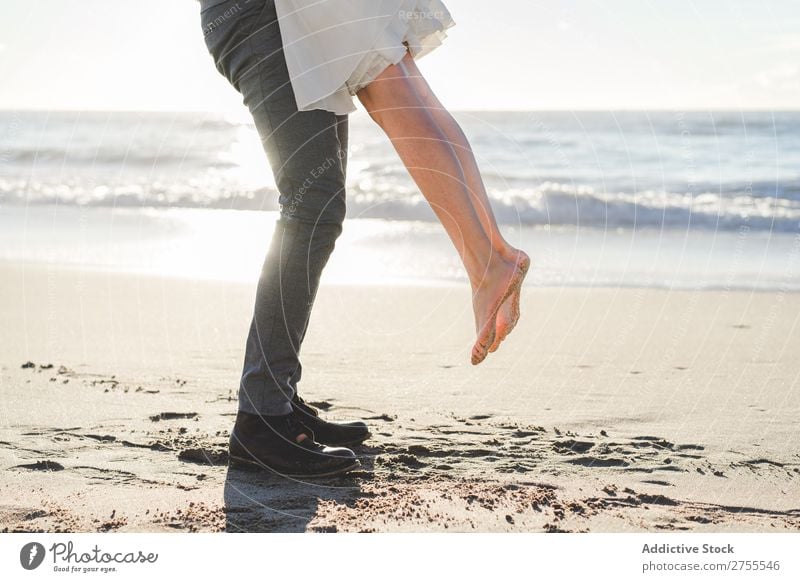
left=228, top=410, right=359, bottom=478
left=291, top=394, right=371, bottom=447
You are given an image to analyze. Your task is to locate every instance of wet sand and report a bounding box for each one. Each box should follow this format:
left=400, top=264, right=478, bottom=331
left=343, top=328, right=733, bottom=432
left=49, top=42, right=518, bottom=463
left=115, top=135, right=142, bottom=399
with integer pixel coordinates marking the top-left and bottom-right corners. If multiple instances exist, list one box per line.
left=1, top=261, right=799, bottom=532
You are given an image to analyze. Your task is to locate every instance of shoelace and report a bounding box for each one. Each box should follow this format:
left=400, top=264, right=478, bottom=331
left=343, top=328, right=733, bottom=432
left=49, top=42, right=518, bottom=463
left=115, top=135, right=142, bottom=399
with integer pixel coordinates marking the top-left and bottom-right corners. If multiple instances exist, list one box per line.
left=293, top=394, right=320, bottom=417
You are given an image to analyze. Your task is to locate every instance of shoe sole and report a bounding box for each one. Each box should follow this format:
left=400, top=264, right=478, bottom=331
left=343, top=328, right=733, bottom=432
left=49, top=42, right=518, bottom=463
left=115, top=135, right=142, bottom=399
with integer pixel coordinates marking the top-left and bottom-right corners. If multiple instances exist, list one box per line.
left=228, top=454, right=361, bottom=479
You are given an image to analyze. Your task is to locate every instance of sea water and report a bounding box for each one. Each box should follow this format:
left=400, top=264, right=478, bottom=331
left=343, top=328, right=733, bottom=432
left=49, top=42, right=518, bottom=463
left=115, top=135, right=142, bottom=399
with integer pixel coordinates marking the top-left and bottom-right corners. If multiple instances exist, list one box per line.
left=1, top=110, right=798, bottom=289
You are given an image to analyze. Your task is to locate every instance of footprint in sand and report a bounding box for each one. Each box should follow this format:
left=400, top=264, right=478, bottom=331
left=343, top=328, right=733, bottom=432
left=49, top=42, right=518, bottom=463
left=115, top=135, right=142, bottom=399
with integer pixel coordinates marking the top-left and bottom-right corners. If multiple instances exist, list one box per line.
left=12, top=460, right=65, bottom=471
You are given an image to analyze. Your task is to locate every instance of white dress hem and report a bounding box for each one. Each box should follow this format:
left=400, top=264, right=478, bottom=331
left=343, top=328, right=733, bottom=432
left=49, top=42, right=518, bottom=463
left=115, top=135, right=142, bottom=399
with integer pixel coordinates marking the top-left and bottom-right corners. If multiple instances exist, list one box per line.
left=276, top=0, right=455, bottom=115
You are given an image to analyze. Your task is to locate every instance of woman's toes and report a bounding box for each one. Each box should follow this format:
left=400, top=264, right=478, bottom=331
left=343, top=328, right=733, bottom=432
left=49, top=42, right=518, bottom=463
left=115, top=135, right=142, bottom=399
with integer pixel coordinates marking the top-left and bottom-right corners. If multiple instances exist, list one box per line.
left=488, top=255, right=529, bottom=353
left=489, top=297, right=514, bottom=352
left=472, top=319, right=496, bottom=365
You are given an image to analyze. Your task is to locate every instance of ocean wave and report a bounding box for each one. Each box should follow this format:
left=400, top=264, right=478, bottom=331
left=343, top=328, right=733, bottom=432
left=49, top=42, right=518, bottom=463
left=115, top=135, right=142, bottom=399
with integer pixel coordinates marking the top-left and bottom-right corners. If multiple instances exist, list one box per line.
left=3, top=148, right=229, bottom=167
left=3, top=178, right=798, bottom=233
left=489, top=184, right=800, bottom=232
left=3, top=110, right=799, bottom=233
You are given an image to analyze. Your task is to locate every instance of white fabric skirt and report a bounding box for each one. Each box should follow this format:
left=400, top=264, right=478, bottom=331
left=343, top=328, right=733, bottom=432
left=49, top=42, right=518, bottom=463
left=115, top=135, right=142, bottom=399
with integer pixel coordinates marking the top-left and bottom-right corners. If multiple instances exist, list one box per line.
left=275, top=0, right=455, bottom=114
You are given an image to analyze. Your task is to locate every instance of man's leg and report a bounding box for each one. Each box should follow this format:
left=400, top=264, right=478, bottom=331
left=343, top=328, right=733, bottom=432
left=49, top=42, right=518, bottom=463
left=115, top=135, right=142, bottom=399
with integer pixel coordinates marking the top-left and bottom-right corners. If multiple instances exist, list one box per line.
left=200, top=0, right=360, bottom=477
left=201, top=2, right=368, bottom=465
left=230, top=17, right=348, bottom=417
left=285, top=114, right=349, bottom=392
left=239, top=208, right=345, bottom=416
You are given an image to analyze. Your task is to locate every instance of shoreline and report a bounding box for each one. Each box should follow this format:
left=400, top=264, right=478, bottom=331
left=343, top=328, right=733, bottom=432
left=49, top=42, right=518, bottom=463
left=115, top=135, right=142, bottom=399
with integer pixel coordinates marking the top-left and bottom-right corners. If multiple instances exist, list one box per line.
left=3, top=203, right=799, bottom=292
left=6, top=257, right=800, bottom=295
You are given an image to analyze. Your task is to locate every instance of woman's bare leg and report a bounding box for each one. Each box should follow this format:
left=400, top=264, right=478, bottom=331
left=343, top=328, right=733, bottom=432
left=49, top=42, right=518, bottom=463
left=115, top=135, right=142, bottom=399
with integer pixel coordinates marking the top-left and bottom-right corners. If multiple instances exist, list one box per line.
left=433, top=112, right=529, bottom=352
left=356, top=52, right=528, bottom=363
left=394, top=55, right=530, bottom=351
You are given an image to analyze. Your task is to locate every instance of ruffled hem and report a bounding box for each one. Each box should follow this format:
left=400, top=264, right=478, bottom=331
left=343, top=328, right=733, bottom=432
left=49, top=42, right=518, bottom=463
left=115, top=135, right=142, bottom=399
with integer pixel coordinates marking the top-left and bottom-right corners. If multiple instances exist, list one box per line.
left=347, top=4, right=455, bottom=95
left=303, top=1, right=455, bottom=113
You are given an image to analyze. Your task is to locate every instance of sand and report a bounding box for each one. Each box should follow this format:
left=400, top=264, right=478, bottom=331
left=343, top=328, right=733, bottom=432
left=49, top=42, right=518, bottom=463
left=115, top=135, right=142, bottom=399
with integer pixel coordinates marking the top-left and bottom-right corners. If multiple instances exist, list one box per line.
left=1, top=260, right=799, bottom=532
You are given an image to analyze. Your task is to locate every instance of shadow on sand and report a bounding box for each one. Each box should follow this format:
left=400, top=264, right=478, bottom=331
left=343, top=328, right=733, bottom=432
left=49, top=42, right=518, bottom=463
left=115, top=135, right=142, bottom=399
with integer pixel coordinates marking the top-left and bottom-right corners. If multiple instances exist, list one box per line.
left=222, top=445, right=377, bottom=532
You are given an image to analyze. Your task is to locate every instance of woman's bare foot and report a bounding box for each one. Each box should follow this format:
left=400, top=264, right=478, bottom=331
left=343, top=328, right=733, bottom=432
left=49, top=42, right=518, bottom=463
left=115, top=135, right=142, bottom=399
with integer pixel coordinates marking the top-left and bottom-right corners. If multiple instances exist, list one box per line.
left=489, top=250, right=530, bottom=353
left=470, top=253, right=528, bottom=365
left=356, top=54, right=526, bottom=365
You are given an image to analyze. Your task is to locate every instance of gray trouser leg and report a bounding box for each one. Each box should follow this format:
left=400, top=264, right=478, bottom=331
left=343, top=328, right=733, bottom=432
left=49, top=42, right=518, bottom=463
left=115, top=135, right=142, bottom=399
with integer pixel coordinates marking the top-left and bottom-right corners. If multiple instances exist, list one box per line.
left=200, top=0, right=348, bottom=415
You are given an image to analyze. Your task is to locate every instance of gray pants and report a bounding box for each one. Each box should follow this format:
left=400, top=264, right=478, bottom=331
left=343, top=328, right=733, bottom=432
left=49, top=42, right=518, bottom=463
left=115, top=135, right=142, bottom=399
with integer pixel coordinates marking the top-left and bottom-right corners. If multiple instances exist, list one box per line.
left=200, top=0, right=348, bottom=416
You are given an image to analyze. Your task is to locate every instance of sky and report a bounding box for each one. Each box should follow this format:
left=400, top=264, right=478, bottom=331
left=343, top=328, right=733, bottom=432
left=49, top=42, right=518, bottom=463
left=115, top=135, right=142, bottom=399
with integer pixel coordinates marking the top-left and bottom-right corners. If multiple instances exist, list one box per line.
left=0, top=0, right=798, bottom=113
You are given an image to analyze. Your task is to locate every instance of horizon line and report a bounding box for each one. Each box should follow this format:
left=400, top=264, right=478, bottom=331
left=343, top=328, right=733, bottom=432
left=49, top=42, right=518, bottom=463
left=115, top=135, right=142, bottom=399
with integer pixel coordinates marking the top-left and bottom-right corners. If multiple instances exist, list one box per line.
left=2, top=107, right=799, bottom=114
